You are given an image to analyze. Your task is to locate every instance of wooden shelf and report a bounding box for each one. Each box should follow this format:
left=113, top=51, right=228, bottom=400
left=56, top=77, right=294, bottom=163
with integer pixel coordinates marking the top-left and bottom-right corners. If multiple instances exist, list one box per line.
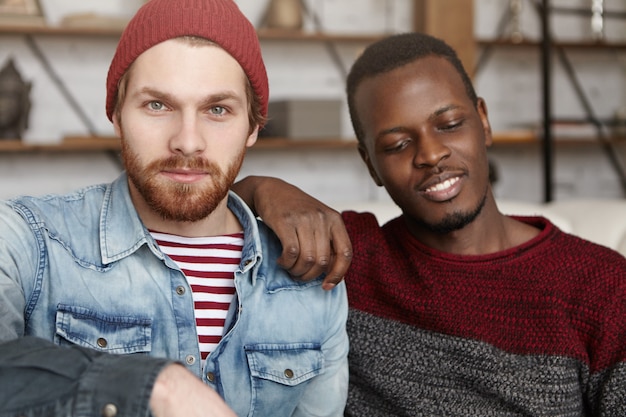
left=0, top=136, right=120, bottom=153
left=0, top=136, right=358, bottom=153
left=491, top=130, right=537, bottom=144
left=0, top=24, right=123, bottom=37
left=3, top=131, right=622, bottom=154
left=254, top=137, right=358, bottom=149
left=477, top=38, right=626, bottom=50
left=0, top=24, right=382, bottom=43
left=490, top=130, right=626, bottom=146
left=257, top=29, right=381, bottom=43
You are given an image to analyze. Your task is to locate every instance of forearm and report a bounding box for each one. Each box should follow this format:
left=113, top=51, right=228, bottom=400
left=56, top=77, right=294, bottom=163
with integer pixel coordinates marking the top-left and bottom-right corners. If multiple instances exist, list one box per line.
left=232, top=175, right=352, bottom=287
left=231, top=175, right=289, bottom=217
left=0, top=204, right=39, bottom=341
left=232, top=175, right=267, bottom=216
left=0, top=337, right=171, bottom=417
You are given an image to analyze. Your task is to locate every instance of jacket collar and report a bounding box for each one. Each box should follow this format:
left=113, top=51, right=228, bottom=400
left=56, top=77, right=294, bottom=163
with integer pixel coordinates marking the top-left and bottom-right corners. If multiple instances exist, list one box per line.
left=99, top=173, right=150, bottom=264
left=99, top=173, right=263, bottom=273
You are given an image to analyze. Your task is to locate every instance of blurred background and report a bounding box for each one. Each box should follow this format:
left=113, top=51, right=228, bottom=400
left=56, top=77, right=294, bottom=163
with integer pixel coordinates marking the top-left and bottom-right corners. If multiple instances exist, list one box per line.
left=1, top=0, right=625, bottom=204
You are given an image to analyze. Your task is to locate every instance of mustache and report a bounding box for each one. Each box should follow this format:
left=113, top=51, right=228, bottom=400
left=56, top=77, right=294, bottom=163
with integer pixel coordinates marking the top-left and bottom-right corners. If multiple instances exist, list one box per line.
left=153, top=155, right=215, bottom=170
left=142, top=155, right=222, bottom=178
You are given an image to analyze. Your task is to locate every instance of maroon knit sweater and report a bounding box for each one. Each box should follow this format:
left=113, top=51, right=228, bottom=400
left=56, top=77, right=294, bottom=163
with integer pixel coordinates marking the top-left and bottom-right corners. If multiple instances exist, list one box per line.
left=342, top=211, right=626, bottom=416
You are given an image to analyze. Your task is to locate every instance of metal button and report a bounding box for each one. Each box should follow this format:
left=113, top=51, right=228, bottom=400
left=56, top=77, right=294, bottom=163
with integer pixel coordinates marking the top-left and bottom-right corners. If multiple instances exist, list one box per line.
left=101, top=403, right=118, bottom=417
left=185, top=355, right=196, bottom=365
left=207, top=372, right=215, bottom=382
left=284, top=369, right=294, bottom=379
left=176, top=286, right=185, bottom=295
left=97, top=338, right=108, bottom=348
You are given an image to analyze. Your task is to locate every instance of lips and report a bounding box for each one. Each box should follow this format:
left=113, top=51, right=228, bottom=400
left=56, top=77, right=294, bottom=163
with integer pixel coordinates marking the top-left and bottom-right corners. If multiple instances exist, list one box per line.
left=420, top=174, right=463, bottom=202
left=161, top=168, right=208, bottom=184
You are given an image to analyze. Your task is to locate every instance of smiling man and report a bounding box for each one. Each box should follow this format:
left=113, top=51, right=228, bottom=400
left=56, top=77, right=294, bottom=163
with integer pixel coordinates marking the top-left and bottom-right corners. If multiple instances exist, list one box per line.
left=0, top=1, right=348, bottom=416
left=235, top=32, right=626, bottom=416
left=344, top=32, right=626, bottom=416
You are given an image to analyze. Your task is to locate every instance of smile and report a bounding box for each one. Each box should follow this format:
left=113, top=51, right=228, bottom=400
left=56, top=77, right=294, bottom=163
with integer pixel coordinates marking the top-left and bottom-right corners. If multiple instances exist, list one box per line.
left=424, top=177, right=460, bottom=194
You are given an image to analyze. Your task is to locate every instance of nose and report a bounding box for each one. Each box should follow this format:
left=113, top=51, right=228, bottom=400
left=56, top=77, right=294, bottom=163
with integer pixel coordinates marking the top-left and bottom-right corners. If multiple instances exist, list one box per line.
left=413, top=131, right=450, bottom=168
left=169, top=112, right=206, bottom=156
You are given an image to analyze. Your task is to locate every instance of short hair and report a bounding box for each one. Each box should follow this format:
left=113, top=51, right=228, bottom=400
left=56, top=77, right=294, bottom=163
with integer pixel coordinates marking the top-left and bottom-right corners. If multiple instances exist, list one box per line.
left=346, top=32, right=478, bottom=145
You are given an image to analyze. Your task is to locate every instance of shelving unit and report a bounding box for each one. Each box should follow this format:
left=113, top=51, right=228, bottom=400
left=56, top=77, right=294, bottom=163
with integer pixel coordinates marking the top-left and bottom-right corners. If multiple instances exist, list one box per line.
left=475, top=0, right=626, bottom=201
left=476, top=37, right=626, bottom=147
left=0, top=23, right=381, bottom=152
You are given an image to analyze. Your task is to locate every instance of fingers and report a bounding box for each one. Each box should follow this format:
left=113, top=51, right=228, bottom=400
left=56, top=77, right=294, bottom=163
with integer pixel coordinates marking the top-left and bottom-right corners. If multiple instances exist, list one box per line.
left=275, top=211, right=353, bottom=290
left=321, top=227, right=353, bottom=291
left=276, top=222, right=324, bottom=280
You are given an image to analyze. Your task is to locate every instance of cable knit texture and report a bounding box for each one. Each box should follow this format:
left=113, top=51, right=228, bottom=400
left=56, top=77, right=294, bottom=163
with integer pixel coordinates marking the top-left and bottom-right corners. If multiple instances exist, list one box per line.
left=342, top=212, right=626, bottom=416
left=105, top=0, right=268, bottom=121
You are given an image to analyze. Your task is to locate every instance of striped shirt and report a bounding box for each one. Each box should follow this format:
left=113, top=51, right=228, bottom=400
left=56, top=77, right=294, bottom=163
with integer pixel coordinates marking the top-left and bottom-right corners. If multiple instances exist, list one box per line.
left=151, top=231, right=243, bottom=365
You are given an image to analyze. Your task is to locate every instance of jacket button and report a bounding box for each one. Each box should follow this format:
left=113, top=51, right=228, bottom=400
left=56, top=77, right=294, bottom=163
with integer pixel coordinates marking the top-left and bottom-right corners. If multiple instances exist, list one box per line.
left=101, top=403, right=118, bottom=417
left=185, top=355, right=196, bottom=365
left=97, top=338, right=108, bottom=348
left=207, top=372, right=215, bottom=382
left=176, top=286, right=185, bottom=295
left=284, top=369, right=294, bottom=379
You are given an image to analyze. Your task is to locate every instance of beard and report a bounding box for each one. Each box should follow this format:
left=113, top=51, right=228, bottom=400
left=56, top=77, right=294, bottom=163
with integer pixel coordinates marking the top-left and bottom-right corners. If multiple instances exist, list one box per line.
left=411, top=190, right=487, bottom=235
left=121, top=140, right=244, bottom=223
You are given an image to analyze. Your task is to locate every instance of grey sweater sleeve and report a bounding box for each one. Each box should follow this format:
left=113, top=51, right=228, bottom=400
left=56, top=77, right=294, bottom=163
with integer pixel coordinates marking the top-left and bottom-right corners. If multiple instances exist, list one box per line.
left=0, top=337, right=173, bottom=417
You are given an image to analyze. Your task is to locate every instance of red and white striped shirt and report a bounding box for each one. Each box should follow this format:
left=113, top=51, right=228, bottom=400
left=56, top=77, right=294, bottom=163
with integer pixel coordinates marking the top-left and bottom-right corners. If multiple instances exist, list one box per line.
left=151, top=231, right=243, bottom=365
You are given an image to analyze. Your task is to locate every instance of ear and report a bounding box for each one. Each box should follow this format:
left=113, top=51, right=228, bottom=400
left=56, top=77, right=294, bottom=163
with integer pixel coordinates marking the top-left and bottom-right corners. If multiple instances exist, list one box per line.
left=358, top=144, right=383, bottom=187
left=113, top=113, right=122, bottom=138
left=476, top=97, right=493, bottom=147
left=246, top=125, right=259, bottom=148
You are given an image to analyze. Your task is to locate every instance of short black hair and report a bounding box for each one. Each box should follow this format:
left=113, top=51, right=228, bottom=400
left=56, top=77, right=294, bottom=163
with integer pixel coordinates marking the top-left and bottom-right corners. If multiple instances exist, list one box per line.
left=346, top=32, right=478, bottom=145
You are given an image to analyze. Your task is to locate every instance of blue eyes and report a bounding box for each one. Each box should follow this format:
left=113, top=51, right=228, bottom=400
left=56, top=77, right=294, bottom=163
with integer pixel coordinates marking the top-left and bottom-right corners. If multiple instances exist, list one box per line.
left=146, top=102, right=227, bottom=116
left=148, top=101, right=165, bottom=111
left=210, top=106, right=226, bottom=116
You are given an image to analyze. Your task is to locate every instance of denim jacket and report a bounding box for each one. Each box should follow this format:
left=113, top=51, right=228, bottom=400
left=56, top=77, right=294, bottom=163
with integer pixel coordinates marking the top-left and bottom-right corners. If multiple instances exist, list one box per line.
left=0, top=174, right=349, bottom=417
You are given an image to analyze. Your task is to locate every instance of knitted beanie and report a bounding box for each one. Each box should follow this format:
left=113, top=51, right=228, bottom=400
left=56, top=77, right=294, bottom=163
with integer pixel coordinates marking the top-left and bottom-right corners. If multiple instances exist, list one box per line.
left=105, top=0, right=268, bottom=123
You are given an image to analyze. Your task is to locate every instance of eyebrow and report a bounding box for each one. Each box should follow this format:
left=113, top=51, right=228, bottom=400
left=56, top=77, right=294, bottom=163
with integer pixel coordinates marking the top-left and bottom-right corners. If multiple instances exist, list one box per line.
left=431, top=104, right=461, bottom=119
left=373, top=104, right=464, bottom=141
left=133, top=87, right=244, bottom=107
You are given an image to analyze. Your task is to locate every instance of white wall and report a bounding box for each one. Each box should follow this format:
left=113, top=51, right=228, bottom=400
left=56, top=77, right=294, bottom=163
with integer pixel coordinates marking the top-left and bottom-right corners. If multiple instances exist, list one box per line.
left=0, top=0, right=625, bottom=203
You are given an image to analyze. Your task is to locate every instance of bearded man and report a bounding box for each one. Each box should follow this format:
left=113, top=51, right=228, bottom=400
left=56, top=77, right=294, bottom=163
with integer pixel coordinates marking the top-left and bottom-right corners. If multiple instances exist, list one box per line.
left=0, top=1, right=348, bottom=416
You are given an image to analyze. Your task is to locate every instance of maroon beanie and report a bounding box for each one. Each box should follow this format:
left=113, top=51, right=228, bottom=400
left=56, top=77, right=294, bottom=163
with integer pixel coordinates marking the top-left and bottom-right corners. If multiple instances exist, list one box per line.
left=105, top=0, right=268, bottom=123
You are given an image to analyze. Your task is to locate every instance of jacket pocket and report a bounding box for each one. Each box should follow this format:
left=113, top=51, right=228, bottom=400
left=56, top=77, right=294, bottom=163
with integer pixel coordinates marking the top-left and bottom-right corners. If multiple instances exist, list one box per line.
left=55, top=304, right=152, bottom=354
left=244, top=343, right=323, bottom=415
left=246, top=343, right=323, bottom=385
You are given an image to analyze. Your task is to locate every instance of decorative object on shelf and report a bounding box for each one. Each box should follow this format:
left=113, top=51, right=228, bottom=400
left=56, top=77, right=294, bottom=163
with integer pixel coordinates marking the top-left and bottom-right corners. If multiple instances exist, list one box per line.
left=612, top=107, right=626, bottom=138
left=0, top=0, right=45, bottom=26
left=507, top=0, right=524, bottom=43
left=260, top=0, right=303, bottom=31
left=59, top=13, right=131, bottom=31
left=590, top=0, right=604, bottom=41
left=0, top=58, right=31, bottom=140
left=262, top=99, right=342, bottom=140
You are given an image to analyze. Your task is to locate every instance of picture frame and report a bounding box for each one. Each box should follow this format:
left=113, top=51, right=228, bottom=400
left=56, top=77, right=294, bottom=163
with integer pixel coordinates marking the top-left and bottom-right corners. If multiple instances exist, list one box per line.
left=0, top=0, right=45, bottom=26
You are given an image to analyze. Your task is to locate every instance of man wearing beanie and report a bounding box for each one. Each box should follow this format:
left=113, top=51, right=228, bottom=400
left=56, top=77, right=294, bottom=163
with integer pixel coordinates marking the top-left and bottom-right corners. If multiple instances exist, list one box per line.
left=0, top=0, right=349, bottom=416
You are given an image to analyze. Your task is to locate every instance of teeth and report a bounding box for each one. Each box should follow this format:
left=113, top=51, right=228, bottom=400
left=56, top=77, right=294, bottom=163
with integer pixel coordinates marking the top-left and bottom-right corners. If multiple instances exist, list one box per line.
left=426, top=177, right=458, bottom=193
